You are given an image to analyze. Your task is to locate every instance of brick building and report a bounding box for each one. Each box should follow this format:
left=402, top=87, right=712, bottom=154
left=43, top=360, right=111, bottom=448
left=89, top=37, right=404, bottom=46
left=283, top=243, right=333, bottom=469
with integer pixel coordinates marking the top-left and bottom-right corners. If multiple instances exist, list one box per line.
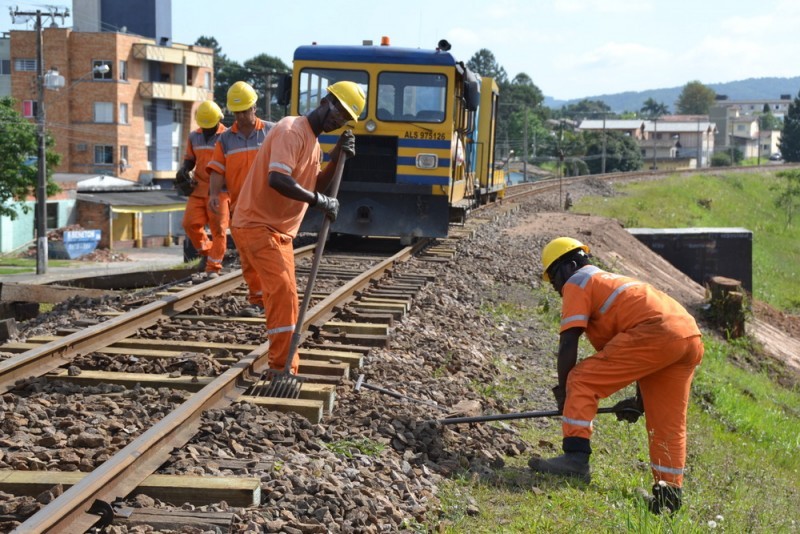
left=6, top=1, right=213, bottom=186
left=0, top=1, right=215, bottom=253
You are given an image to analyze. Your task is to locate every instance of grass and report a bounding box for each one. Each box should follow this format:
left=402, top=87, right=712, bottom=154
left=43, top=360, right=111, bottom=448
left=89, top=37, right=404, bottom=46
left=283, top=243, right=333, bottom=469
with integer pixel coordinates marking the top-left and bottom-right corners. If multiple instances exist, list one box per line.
left=0, top=256, right=78, bottom=274
left=574, top=171, right=800, bottom=312
left=432, top=285, right=800, bottom=533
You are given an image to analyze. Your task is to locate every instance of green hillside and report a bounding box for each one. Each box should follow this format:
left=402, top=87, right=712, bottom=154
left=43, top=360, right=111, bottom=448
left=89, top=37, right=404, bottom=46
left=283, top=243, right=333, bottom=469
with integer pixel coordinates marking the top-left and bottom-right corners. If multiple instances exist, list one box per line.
left=574, top=170, right=800, bottom=313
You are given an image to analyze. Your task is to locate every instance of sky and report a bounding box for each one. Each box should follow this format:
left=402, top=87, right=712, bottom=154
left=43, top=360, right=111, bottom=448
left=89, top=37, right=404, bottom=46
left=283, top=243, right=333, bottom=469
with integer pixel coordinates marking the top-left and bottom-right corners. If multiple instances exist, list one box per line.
left=2, top=0, right=799, bottom=101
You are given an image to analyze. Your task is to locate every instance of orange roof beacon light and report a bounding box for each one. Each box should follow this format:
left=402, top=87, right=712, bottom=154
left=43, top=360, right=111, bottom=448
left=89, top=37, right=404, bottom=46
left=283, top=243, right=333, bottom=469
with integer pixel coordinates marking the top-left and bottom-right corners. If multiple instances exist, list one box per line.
left=380, top=36, right=390, bottom=46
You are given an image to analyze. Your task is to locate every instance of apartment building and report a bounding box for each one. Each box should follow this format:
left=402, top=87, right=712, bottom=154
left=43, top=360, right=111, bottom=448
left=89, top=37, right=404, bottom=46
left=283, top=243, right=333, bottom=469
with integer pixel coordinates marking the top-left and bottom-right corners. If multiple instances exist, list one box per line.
left=7, top=1, right=213, bottom=186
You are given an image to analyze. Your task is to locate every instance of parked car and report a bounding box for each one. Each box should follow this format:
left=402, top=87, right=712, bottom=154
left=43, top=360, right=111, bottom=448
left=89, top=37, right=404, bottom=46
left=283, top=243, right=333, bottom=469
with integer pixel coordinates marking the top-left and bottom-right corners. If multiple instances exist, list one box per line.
left=769, top=152, right=782, bottom=161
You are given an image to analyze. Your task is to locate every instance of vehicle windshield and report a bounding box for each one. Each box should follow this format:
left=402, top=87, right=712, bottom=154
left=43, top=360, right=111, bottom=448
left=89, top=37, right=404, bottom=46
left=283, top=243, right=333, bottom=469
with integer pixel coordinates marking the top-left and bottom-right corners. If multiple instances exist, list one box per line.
left=297, top=68, right=368, bottom=120
left=377, top=72, right=447, bottom=122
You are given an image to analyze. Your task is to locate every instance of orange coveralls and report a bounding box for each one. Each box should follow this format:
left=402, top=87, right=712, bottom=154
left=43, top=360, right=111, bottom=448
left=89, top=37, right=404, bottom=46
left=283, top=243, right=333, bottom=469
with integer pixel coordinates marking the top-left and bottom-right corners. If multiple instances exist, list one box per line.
left=207, top=118, right=273, bottom=305
left=560, top=265, right=703, bottom=487
left=231, top=116, right=322, bottom=374
left=182, top=124, right=228, bottom=273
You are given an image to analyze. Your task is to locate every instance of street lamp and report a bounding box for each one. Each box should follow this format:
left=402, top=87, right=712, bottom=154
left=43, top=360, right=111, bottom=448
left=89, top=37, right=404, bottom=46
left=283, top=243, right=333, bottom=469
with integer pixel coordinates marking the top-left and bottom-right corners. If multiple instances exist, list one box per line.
left=34, top=62, right=109, bottom=274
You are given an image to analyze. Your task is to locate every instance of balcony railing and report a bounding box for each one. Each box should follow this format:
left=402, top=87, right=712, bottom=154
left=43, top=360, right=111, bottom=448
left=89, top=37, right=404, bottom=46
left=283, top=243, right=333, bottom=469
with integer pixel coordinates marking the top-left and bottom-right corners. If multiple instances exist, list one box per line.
left=139, top=82, right=211, bottom=102
left=132, top=43, right=213, bottom=68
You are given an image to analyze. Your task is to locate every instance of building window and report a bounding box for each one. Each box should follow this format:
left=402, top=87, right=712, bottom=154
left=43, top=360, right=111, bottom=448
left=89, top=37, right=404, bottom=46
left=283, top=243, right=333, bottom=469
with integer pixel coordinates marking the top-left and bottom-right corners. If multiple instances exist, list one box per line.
left=119, top=60, right=128, bottom=81
left=94, top=145, right=114, bottom=165
left=119, top=103, right=129, bottom=124
left=204, top=71, right=212, bottom=90
left=0, top=59, right=10, bottom=75
left=14, top=58, right=37, bottom=71
left=94, top=102, right=114, bottom=123
left=93, top=60, right=113, bottom=80
left=119, top=145, right=129, bottom=174
left=22, top=100, right=38, bottom=118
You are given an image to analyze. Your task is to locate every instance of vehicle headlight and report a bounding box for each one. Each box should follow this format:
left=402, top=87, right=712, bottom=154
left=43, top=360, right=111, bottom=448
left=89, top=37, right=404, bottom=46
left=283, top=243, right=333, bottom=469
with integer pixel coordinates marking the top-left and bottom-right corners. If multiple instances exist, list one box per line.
left=365, top=119, right=377, bottom=133
left=416, top=153, right=438, bottom=169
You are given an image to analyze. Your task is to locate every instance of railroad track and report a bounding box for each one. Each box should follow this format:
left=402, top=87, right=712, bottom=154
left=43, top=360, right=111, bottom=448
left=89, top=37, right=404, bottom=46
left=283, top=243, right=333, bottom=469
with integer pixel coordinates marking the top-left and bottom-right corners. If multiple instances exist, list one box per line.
left=0, top=212, right=519, bottom=532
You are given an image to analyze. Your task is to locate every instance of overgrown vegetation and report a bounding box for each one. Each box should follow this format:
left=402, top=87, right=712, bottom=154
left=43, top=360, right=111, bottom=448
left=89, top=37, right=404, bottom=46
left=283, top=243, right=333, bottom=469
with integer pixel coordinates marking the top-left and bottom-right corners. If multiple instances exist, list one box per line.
left=573, top=171, right=800, bottom=312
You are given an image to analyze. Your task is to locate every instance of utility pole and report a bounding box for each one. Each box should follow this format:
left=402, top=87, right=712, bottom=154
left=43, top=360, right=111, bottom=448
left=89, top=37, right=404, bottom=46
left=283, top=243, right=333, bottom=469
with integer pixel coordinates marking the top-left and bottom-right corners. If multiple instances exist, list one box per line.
left=523, top=110, right=528, bottom=183
left=652, top=117, right=658, bottom=170
left=11, top=7, right=69, bottom=275
left=601, top=112, right=607, bottom=174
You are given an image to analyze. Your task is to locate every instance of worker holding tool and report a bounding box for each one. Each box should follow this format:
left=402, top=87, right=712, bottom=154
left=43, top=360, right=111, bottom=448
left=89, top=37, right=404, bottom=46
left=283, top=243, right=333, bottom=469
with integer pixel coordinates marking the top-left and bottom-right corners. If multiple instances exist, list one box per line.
left=231, top=81, right=365, bottom=374
left=207, top=81, right=274, bottom=315
left=529, top=237, right=703, bottom=514
left=178, top=101, right=227, bottom=279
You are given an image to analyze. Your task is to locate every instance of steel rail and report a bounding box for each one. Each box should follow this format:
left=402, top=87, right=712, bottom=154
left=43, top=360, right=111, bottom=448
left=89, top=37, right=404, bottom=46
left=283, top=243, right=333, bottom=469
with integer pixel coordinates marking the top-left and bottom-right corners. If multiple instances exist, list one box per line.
left=0, top=244, right=316, bottom=395
left=15, top=243, right=418, bottom=533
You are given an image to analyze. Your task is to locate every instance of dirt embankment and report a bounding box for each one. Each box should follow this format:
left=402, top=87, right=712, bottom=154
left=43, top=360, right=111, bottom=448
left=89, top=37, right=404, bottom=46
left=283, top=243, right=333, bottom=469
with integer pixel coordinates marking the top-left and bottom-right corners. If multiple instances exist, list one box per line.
left=506, top=209, right=800, bottom=380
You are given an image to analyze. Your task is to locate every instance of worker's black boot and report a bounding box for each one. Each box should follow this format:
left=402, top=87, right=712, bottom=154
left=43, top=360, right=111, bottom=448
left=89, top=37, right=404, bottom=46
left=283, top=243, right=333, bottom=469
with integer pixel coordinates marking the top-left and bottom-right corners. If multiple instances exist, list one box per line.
left=528, top=437, right=591, bottom=482
left=640, top=483, right=682, bottom=514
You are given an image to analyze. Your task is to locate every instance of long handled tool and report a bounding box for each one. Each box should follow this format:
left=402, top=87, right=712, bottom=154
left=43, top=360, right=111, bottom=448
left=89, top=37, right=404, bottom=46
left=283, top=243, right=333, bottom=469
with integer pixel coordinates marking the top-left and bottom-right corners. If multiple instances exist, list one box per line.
left=255, top=152, right=348, bottom=399
left=435, top=406, right=623, bottom=425
left=354, top=374, right=448, bottom=411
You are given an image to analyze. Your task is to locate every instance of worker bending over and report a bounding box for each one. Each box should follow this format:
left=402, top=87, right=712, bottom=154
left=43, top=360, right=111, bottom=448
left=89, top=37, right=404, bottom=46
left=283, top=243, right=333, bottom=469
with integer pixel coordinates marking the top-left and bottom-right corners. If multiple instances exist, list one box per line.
left=207, top=81, right=274, bottom=315
left=231, top=81, right=365, bottom=374
left=529, top=237, right=704, bottom=514
left=177, top=101, right=227, bottom=278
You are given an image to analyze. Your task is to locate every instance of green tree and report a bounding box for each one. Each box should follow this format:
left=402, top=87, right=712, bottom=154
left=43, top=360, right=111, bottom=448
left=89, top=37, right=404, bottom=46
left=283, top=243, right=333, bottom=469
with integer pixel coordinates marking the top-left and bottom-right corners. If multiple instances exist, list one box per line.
left=243, top=53, right=291, bottom=120
left=583, top=130, right=644, bottom=174
left=675, top=80, right=716, bottom=114
left=558, top=99, right=611, bottom=118
left=779, top=91, right=800, bottom=162
left=773, top=169, right=800, bottom=228
left=195, top=36, right=247, bottom=108
left=0, top=97, right=60, bottom=219
left=640, top=97, right=670, bottom=118
left=498, top=73, right=546, bottom=157
left=759, top=109, right=782, bottom=131
left=467, top=49, right=508, bottom=85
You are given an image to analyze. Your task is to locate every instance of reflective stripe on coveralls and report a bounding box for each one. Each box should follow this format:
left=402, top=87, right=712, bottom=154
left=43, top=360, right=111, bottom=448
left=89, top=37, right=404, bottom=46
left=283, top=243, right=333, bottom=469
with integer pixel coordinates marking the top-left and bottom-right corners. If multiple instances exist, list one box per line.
left=207, top=118, right=273, bottom=303
left=559, top=265, right=703, bottom=487
left=231, top=116, right=323, bottom=374
left=183, top=125, right=227, bottom=272
left=231, top=226, right=299, bottom=374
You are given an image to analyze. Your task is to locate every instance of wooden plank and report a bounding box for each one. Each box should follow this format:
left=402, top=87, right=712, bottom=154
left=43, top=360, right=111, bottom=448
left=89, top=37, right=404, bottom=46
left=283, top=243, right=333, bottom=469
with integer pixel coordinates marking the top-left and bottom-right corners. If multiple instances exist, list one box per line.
left=298, top=359, right=349, bottom=379
left=0, top=283, right=114, bottom=304
left=0, top=471, right=260, bottom=507
left=322, top=321, right=387, bottom=336
left=27, top=335, right=257, bottom=355
left=243, top=382, right=335, bottom=414
left=51, top=267, right=197, bottom=290
left=317, top=331, right=388, bottom=347
left=299, top=347, right=363, bottom=369
left=242, top=396, right=325, bottom=423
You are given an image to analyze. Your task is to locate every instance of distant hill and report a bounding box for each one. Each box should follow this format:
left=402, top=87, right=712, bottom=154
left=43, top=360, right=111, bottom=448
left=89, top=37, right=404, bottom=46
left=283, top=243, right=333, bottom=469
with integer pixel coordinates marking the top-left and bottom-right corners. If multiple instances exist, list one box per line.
left=544, top=76, right=800, bottom=113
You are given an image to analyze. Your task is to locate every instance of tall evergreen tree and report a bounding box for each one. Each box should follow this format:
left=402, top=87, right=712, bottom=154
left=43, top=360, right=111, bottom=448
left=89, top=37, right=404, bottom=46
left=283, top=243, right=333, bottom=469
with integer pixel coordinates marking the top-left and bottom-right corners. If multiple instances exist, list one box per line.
left=779, top=91, right=800, bottom=162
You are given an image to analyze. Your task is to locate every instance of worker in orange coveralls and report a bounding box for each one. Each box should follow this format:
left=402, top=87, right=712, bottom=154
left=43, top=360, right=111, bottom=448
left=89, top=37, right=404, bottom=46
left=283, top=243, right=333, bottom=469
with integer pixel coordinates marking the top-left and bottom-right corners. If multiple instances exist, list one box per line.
left=231, top=81, right=365, bottom=375
left=207, top=81, right=274, bottom=316
left=177, top=101, right=227, bottom=279
left=528, top=237, right=704, bottom=514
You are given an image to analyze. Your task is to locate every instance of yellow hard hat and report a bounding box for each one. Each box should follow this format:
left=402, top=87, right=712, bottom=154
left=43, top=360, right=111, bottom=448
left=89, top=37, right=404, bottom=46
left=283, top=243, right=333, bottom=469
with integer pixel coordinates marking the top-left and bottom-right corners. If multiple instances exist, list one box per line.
left=196, top=100, right=223, bottom=129
left=327, top=81, right=366, bottom=121
left=227, top=81, right=257, bottom=112
left=541, top=237, right=590, bottom=281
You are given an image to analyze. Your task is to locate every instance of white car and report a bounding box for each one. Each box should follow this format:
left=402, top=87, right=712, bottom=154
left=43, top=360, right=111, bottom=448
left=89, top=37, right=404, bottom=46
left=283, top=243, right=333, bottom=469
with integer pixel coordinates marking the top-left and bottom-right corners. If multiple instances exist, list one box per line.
left=769, top=152, right=782, bottom=161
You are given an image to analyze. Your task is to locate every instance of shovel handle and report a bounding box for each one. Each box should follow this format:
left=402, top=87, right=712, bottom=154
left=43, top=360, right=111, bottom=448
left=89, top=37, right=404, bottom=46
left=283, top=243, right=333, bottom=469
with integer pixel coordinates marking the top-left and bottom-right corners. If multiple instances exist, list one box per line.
left=436, top=406, right=618, bottom=425
left=284, top=152, right=348, bottom=372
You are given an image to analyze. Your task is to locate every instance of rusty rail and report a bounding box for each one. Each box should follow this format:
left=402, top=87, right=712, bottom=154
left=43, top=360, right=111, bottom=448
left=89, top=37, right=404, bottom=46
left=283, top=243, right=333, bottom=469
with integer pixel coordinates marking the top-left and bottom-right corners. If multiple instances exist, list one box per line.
left=14, top=243, right=419, bottom=533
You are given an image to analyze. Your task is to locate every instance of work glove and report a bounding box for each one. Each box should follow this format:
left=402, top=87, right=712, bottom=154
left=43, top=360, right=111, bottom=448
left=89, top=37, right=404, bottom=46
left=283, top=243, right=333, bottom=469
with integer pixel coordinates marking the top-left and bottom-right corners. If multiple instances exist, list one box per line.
left=330, top=130, right=356, bottom=162
left=175, top=168, right=196, bottom=196
left=312, top=191, right=340, bottom=222
left=612, top=396, right=644, bottom=423
left=552, top=385, right=566, bottom=413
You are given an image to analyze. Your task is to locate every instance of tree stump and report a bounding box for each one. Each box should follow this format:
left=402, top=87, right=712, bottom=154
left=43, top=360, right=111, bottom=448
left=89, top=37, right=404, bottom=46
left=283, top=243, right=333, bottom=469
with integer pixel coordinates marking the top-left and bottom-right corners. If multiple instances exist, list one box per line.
left=707, top=276, right=746, bottom=338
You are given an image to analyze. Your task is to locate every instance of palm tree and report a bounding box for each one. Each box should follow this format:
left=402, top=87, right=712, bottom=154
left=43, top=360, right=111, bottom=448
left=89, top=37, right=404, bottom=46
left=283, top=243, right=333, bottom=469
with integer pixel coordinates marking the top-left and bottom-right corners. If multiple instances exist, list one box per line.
left=640, top=98, right=669, bottom=118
